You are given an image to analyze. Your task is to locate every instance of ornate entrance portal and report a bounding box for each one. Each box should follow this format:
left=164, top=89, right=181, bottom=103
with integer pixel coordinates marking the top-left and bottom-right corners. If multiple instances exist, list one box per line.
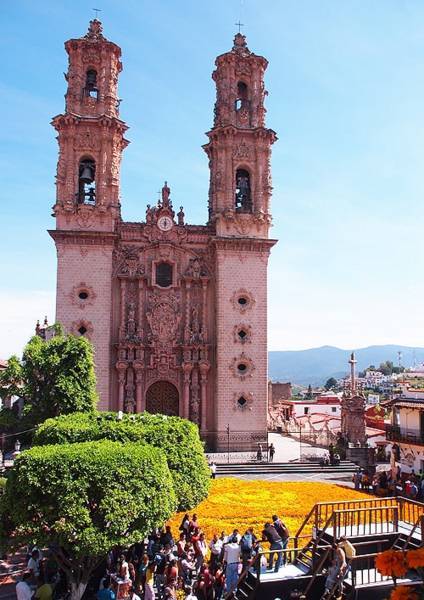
left=145, top=381, right=179, bottom=416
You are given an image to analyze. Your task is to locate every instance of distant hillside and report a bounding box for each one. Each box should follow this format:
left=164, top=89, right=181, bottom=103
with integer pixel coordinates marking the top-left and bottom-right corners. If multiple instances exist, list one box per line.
left=269, top=345, right=424, bottom=386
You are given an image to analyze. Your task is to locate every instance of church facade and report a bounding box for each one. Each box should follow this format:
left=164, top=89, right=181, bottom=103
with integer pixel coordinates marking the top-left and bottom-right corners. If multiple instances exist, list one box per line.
left=50, top=20, right=277, bottom=450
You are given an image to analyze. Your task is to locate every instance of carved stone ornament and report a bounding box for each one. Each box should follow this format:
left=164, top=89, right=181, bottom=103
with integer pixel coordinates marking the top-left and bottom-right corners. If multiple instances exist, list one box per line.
left=233, top=391, right=254, bottom=411
left=231, top=289, right=255, bottom=313
left=184, top=257, right=209, bottom=279
left=146, top=290, right=181, bottom=349
left=70, top=319, right=94, bottom=339
left=84, top=19, right=105, bottom=41
left=75, top=204, right=96, bottom=229
left=70, top=282, right=97, bottom=309
left=75, top=128, right=100, bottom=151
left=233, top=323, right=252, bottom=344
left=115, top=245, right=145, bottom=278
left=230, top=352, right=255, bottom=380
left=233, top=143, right=251, bottom=159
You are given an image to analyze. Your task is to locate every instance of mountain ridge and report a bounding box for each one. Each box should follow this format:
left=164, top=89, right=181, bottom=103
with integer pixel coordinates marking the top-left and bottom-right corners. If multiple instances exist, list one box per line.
left=268, top=344, right=424, bottom=386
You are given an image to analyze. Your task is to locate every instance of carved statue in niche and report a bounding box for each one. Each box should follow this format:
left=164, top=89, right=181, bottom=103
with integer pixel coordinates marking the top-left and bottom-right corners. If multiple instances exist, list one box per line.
left=124, top=390, right=135, bottom=413
left=190, top=370, right=200, bottom=425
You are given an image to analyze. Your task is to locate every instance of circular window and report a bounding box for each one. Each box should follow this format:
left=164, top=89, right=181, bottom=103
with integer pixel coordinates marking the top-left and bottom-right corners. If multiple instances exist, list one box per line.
left=238, top=296, right=248, bottom=307
left=238, top=329, right=247, bottom=340
left=78, top=291, right=89, bottom=300
left=78, top=326, right=87, bottom=335
left=237, top=363, right=248, bottom=373
left=237, top=396, right=247, bottom=407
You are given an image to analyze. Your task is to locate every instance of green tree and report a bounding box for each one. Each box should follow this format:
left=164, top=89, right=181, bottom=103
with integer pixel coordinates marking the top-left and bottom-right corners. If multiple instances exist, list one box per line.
left=1, top=441, right=175, bottom=600
left=35, top=412, right=210, bottom=511
left=324, top=377, right=338, bottom=391
left=378, top=361, right=394, bottom=376
left=0, top=331, right=97, bottom=427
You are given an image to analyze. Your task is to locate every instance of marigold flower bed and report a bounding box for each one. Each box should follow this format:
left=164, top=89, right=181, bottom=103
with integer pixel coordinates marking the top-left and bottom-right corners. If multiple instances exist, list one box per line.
left=168, top=478, right=369, bottom=540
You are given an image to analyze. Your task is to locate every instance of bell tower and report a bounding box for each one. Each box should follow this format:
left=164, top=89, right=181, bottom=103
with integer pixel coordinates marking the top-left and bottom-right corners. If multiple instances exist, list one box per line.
left=51, top=18, right=128, bottom=232
left=205, top=33, right=278, bottom=451
left=203, top=32, right=276, bottom=238
left=50, top=19, right=128, bottom=409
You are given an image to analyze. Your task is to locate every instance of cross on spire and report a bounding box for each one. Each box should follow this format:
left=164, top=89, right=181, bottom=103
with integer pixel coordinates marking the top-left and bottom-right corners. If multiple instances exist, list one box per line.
left=92, top=7, right=101, bottom=18
left=235, top=20, right=244, bottom=33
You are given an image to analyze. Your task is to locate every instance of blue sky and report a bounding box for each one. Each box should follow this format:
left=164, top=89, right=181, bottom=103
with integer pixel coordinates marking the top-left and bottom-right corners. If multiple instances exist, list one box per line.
left=1, top=0, right=424, bottom=357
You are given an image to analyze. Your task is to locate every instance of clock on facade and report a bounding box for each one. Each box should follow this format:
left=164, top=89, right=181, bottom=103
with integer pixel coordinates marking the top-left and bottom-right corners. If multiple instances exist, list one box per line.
left=157, top=216, right=173, bottom=231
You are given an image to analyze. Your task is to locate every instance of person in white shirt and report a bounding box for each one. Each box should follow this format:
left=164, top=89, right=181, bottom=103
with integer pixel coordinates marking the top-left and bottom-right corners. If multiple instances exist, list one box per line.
left=210, top=462, right=217, bottom=479
left=27, top=550, right=40, bottom=582
left=16, top=573, right=33, bottom=600
left=209, top=534, right=223, bottom=571
left=223, top=536, right=241, bottom=594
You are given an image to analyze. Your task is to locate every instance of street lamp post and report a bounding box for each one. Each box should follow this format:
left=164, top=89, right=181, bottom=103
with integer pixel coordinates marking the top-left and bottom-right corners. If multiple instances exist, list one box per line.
left=226, top=424, right=230, bottom=464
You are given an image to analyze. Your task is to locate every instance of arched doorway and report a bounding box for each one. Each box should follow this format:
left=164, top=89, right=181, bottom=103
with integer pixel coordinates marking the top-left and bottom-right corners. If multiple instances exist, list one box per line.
left=145, top=381, right=179, bottom=416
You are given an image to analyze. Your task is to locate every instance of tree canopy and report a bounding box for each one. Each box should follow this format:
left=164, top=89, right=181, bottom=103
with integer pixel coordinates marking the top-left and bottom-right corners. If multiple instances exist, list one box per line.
left=1, top=440, right=175, bottom=599
left=0, top=331, right=97, bottom=428
left=324, top=377, right=338, bottom=391
left=34, top=411, right=211, bottom=511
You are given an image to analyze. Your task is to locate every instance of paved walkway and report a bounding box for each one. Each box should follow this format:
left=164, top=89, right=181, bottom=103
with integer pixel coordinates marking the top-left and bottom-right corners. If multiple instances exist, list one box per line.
left=206, top=432, right=327, bottom=464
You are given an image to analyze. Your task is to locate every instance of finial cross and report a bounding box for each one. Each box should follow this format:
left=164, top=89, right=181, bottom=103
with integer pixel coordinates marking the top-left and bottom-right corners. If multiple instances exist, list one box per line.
left=235, top=20, right=244, bottom=33
left=92, top=8, right=101, bottom=18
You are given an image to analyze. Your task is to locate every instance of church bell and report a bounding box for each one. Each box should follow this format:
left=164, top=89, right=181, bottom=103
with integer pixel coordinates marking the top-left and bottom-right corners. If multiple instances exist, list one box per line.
left=80, top=165, right=93, bottom=183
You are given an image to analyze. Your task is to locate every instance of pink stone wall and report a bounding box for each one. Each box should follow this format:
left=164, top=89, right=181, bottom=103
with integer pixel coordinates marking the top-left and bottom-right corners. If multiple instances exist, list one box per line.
left=55, top=243, right=113, bottom=409
left=214, top=247, right=270, bottom=449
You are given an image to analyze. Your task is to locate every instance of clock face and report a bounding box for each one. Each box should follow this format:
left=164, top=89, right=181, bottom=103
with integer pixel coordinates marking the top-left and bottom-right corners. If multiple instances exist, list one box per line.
left=157, top=216, right=173, bottom=231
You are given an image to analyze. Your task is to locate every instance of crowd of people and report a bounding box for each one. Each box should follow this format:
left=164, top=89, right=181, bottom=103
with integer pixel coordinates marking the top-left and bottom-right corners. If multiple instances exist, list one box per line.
left=352, top=466, right=424, bottom=499
left=99, top=513, right=290, bottom=600
left=16, top=514, right=291, bottom=600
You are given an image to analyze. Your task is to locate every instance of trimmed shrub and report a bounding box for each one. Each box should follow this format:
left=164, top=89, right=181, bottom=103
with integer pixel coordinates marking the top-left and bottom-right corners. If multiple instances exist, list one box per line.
left=3, top=440, right=175, bottom=555
left=35, top=412, right=210, bottom=510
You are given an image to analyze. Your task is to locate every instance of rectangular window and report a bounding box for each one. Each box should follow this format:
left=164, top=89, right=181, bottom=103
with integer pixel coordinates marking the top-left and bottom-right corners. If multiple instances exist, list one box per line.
left=304, top=407, right=309, bottom=415
left=331, top=407, right=337, bottom=413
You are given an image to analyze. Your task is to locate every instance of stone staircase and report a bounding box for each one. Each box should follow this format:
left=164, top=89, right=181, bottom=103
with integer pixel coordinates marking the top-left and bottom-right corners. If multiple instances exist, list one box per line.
left=216, top=460, right=357, bottom=477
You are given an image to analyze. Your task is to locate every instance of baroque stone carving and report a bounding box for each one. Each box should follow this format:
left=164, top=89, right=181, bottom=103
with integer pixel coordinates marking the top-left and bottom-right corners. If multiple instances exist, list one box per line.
left=70, top=319, right=94, bottom=339
left=229, top=352, right=255, bottom=380
left=233, top=391, right=254, bottom=411
left=114, top=245, right=145, bottom=278
left=70, top=282, right=97, bottom=309
left=231, top=289, right=255, bottom=313
left=233, top=323, right=252, bottom=344
left=146, top=290, right=181, bottom=349
left=233, top=142, right=251, bottom=159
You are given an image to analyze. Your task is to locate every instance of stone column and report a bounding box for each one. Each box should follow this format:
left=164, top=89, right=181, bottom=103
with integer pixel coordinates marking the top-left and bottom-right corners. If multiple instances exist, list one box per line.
left=199, top=361, right=210, bottom=432
left=119, top=278, right=126, bottom=338
left=182, top=362, right=193, bottom=419
left=134, top=364, right=144, bottom=413
left=116, top=365, right=127, bottom=412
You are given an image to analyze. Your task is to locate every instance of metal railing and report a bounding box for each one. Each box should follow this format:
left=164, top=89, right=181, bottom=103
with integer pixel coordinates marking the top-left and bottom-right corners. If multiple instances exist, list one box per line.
left=294, top=497, right=399, bottom=545
left=332, top=506, right=399, bottom=539
left=385, top=424, right=424, bottom=446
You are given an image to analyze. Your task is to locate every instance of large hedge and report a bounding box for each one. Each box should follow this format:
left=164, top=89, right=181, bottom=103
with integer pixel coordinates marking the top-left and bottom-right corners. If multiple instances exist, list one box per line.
left=35, top=412, right=210, bottom=511
left=1, top=440, right=175, bottom=599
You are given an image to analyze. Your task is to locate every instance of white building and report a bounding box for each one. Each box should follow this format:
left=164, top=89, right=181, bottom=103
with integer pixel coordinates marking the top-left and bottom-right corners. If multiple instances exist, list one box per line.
left=387, top=388, right=424, bottom=474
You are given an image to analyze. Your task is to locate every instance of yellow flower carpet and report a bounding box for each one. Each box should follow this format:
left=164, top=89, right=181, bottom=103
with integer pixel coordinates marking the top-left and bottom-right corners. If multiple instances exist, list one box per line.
left=169, top=478, right=369, bottom=540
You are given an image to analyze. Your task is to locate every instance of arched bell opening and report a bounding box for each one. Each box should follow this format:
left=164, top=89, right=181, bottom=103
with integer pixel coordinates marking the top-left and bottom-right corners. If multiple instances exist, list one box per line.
left=235, top=168, right=252, bottom=213
left=77, top=157, right=96, bottom=205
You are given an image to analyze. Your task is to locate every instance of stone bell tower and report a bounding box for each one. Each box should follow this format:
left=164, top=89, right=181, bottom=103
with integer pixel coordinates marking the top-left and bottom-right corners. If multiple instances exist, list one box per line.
left=203, top=33, right=277, bottom=450
left=49, top=19, right=129, bottom=408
